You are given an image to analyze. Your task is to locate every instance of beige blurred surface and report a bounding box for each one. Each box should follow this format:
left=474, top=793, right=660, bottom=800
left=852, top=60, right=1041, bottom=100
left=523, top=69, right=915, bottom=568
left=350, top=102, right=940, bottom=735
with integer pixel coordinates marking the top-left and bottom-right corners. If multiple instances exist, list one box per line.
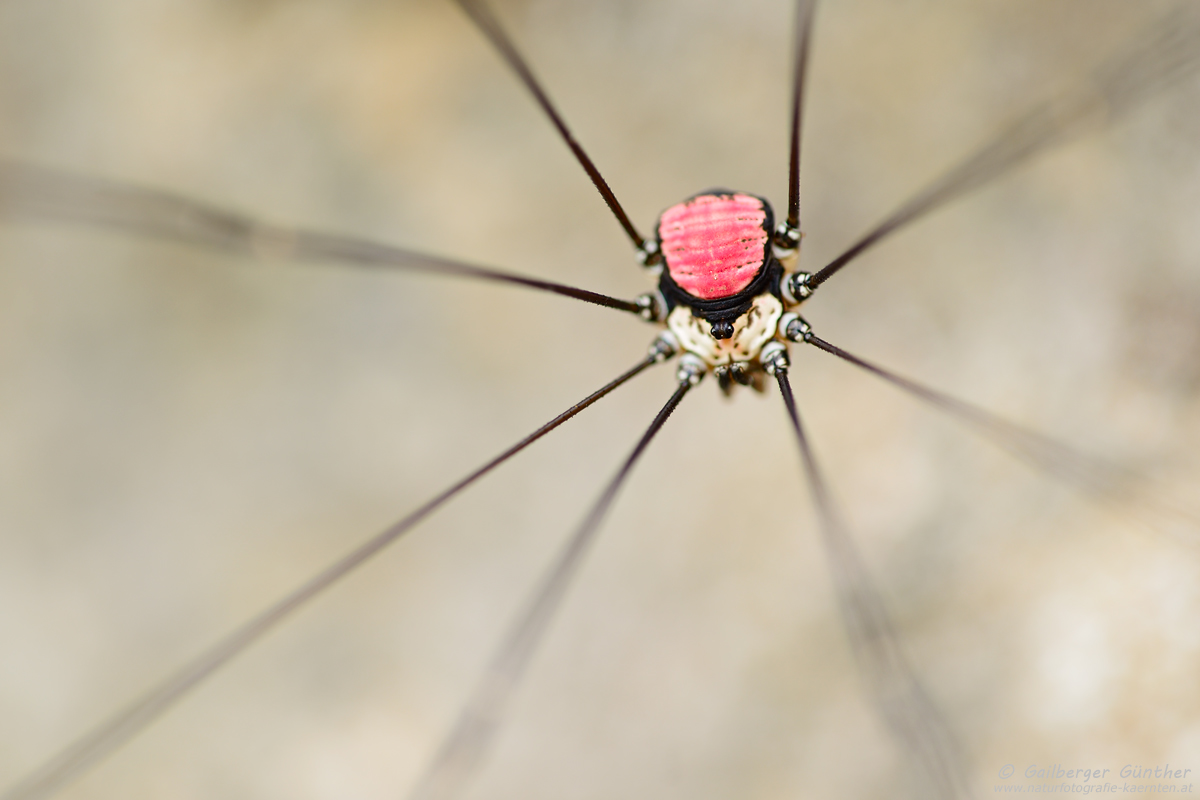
left=2, top=0, right=1200, bottom=798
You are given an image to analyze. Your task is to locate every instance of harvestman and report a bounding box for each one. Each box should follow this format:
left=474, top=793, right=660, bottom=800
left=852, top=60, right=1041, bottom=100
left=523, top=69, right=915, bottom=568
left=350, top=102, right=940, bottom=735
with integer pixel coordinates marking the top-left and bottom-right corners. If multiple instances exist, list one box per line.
left=3, top=1, right=1200, bottom=798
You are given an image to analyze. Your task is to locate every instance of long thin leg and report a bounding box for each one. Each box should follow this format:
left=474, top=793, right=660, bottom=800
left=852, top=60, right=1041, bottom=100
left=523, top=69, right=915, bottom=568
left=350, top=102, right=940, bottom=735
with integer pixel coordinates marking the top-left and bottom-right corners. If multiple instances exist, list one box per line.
left=805, top=334, right=1199, bottom=542
left=780, top=0, right=817, bottom=248
left=406, top=375, right=696, bottom=800
left=773, top=362, right=972, bottom=800
left=450, top=0, right=653, bottom=261
left=0, top=159, right=644, bottom=315
left=0, top=353, right=668, bottom=800
left=809, top=2, right=1200, bottom=290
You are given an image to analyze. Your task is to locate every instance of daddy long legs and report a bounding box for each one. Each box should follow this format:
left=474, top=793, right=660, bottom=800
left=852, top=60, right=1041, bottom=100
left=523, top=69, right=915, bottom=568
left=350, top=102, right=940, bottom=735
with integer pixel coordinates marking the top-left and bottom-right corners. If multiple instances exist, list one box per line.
left=3, top=0, right=1200, bottom=798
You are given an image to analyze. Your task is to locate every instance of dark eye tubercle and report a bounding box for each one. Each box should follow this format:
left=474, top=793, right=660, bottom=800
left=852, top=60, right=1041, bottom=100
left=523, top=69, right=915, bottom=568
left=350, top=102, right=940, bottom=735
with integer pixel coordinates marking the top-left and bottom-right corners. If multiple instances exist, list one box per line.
left=710, top=320, right=735, bottom=339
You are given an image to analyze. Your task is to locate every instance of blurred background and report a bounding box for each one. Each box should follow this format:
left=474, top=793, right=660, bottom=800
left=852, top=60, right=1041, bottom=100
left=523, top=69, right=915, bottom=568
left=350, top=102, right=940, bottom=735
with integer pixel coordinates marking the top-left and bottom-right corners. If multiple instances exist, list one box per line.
left=2, top=0, right=1200, bottom=798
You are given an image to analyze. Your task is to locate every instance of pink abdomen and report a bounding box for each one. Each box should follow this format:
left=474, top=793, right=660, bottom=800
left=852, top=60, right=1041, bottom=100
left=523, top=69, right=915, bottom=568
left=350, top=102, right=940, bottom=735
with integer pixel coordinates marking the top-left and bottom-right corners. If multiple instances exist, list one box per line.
left=658, top=193, right=769, bottom=300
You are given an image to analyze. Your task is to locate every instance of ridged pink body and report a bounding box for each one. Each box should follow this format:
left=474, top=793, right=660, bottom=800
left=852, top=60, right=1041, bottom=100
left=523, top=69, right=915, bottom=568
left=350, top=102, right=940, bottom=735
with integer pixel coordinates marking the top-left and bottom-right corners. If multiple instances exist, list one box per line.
left=658, top=193, right=768, bottom=300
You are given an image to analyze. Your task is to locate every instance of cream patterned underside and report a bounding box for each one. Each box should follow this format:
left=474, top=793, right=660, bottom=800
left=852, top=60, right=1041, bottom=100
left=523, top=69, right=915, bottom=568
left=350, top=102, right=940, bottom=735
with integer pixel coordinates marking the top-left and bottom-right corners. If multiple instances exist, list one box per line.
left=666, top=293, right=784, bottom=368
